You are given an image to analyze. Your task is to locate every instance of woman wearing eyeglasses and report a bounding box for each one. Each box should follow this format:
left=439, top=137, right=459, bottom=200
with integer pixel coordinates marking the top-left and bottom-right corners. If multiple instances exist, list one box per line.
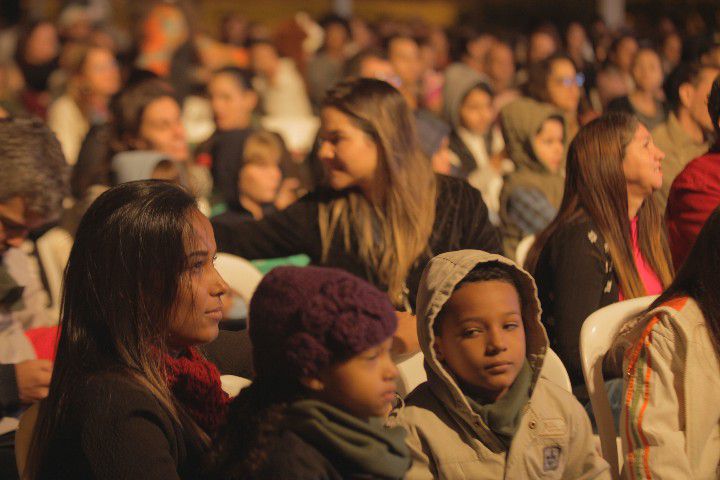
left=526, top=53, right=590, bottom=142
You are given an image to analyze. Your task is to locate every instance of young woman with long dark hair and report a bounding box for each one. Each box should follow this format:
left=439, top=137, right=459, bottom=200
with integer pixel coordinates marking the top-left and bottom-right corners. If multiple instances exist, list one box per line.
left=26, top=181, right=229, bottom=479
left=526, top=112, right=674, bottom=389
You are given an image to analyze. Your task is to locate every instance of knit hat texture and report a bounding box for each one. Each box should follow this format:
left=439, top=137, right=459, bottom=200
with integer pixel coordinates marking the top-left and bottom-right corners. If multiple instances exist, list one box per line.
left=249, top=266, right=397, bottom=379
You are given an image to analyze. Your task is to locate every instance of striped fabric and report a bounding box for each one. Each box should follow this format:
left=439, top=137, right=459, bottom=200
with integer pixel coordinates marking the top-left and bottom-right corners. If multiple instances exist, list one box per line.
left=622, top=296, right=688, bottom=480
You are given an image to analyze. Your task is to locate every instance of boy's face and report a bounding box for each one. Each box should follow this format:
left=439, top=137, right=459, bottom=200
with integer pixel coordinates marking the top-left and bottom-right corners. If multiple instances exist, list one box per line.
left=313, top=337, right=399, bottom=419
left=434, top=280, right=526, bottom=402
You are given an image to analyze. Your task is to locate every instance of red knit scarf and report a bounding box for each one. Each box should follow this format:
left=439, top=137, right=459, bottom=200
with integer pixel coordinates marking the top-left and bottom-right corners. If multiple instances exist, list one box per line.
left=162, top=347, right=230, bottom=436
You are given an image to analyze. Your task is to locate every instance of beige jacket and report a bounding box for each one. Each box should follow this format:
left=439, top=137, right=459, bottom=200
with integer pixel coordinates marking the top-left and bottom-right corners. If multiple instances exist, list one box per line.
left=618, top=297, right=720, bottom=480
left=390, top=250, right=610, bottom=479
left=651, top=113, right=709, bottom=212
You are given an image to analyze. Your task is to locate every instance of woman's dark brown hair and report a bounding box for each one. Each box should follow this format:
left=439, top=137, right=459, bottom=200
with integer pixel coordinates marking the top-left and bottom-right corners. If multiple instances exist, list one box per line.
left=27, top=181, right=210, bottom=479
left=109, top=78, right=178, bottom=154
left=526, top=112, right=673, bottom=298
left=525, top=52, right=576, bottom=104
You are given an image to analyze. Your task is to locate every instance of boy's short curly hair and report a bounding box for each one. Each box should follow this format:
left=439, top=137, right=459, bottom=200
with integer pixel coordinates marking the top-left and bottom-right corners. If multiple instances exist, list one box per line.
left=0, top=118, right=68, bottom=222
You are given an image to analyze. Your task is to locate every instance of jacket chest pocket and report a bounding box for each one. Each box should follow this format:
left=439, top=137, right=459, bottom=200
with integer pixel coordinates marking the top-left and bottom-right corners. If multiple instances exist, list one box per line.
left=522, top=418, right=570, bottom=479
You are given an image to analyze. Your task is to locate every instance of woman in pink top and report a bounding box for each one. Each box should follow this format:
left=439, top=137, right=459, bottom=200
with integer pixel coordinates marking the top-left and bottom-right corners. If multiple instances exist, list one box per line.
left=620, top=216, right=664, bottom=300
left=527, top=112, right=674, bottom=396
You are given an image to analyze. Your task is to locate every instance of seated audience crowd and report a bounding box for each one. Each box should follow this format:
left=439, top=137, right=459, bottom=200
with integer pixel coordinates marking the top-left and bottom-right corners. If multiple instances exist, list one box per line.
left=1, top=3, right=720, bottom=479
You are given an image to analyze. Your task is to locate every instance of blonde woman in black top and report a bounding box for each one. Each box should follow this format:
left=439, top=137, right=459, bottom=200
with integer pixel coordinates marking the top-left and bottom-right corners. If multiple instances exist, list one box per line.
left=213, top=78, right=501, bottom=352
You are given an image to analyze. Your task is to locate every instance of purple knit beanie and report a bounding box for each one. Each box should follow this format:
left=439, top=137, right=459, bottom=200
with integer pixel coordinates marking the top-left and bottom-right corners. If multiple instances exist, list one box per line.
left=249, top=266, right=397, bottom=379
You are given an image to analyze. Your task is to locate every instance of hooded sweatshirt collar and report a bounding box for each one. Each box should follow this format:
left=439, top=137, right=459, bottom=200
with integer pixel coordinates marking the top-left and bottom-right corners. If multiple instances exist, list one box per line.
left=415, top=250, right=549, bottom=451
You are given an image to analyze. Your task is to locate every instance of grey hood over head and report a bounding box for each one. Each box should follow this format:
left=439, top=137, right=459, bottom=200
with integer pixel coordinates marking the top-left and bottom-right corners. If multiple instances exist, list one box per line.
left=414, top=249, right=549, bottom=447
left=442, top=63, right=490, bottom=128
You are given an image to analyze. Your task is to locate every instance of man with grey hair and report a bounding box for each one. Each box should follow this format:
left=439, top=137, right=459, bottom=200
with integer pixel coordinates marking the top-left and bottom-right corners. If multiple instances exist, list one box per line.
left=0, top=117, right=67, bottom=476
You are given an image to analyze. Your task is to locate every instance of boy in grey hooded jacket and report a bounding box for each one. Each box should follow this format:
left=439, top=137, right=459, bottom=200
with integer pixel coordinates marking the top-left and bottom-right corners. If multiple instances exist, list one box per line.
left=389, top=250, right=610, bottom=479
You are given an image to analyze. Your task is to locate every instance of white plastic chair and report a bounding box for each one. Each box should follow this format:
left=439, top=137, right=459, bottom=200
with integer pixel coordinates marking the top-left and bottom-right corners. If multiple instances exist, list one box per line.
left=580, top=295, right=658, bottom=479
left=220, top=375, right=252, bottom=397
left=15, top=402, right=38, bottom=478
left=541, top=348, right=572, bottom=393
left=35, top=227, right=73, bottom=310
left=515, top=234, right=535, bottom=267
left=214, top=253, right=264, bottom=305
left=260, top=115, right=320, bottom=154
left=394, top=351, right=427, bottom=398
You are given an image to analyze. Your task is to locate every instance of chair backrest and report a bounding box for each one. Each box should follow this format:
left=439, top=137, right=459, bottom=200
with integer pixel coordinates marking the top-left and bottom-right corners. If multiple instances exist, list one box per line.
left=214, top=253, right=264, bottom=304
left=515, top=234, right=535, bottom=267
left=35, top=227, right=73, bottom=310
left=220, top=375, right=252, bottom=398
left=580, top=295, right=657, bottom=479
left=540, top=348, right=572, bottom=393
left=15, top=403, right=39, bottom=478
left=395, top=351, right=427, bottom=398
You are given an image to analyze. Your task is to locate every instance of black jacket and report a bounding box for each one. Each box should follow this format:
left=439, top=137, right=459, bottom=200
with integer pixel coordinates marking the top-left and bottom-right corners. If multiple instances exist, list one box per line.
left=254, top=430, right=343, bottom=480
left=533, top=215, right=620, bottom=388
left=212, top=174, right=502, bottom=311
left=37, top=375, right=206, bottom=480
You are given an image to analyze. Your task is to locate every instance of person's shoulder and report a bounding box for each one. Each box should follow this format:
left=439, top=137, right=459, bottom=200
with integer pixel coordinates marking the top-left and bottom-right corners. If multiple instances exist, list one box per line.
left=639, top=297, right=694, bottom=343
left=435, top=174, right=479, bottom=201
left=391, top=382, right=447, bottom=429
left=542, top=216, right=609, bottom=266
left=650, top=120, right=671, bottom=145
left=48, top=94, right=76, bottom=111
left=300, top=186, right=346, bottom=205
left=549, top=215, right=602, bottom=248
left=260, top=429, right=342, bottom=480
left=530, top=378, right=588, bottom=423
left=676, top=150, right=720, bottom=177
left=212, top=209, right=254, bottom=226
left=76, top=373, right=166, bottom=416
left=668, top=151, right=720, bottom=197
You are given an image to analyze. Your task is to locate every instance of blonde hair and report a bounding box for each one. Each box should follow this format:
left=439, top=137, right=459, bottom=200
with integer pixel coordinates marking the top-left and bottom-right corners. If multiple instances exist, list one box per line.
left=242, top=130, right=285, bottom=166
left=319, top=78, right=437, bottom=307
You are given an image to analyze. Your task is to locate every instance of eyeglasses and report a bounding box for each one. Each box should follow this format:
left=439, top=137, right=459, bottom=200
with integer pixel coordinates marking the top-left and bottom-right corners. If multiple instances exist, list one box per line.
left=553, top=73, right=585, bottom=88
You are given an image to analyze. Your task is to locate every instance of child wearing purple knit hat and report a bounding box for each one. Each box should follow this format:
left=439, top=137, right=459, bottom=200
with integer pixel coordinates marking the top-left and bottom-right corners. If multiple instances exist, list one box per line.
left=211, top=266, right=411, bottom=480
